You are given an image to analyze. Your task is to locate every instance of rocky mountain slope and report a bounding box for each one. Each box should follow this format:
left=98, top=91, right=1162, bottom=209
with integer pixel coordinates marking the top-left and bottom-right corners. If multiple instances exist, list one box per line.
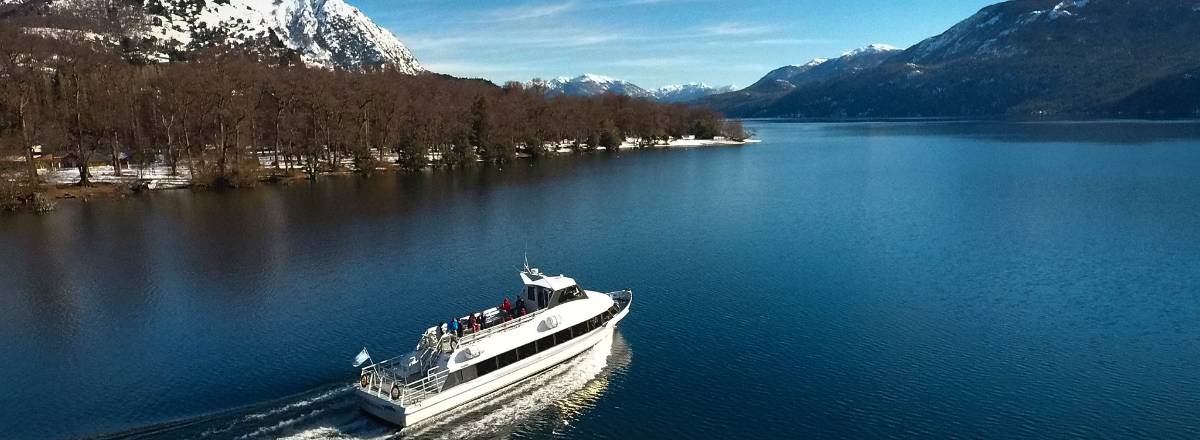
left=714, top=0, right=1200, bottom=118
left=0, top=0, right=422, bottom=71
left=700, top=44, right=899, bottom=117
left=651, top=83, right=735, bottom=103
left=532, top=74, right=653, bottom=99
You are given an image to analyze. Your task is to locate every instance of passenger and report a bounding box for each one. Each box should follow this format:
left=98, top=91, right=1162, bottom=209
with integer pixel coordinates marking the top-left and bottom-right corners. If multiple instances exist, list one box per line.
left=519, top=305, right=527, bottom=316
left=468, top=314, right=476, bottom=333
left=435, top=322, right=444, bottom=339
left=448, top=318, right=459, bottom=337
left=515, top=297, right=526, bottom=315
left=501, top=297, right=512, bottom=321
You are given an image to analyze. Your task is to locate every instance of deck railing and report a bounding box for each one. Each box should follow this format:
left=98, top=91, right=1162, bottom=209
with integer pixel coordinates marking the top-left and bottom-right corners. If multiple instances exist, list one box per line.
left=358, top=289, right=632, bottom=406
left=360, top=362, right=452, bottom=406
left=398, top=368, right=451, bottom=405
left=456, top=307, right=547, bottom=346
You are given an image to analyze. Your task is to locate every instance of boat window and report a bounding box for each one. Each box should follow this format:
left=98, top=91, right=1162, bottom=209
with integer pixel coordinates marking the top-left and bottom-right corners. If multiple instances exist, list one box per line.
left=518, top=342, right=536, bottom=359
left=459, top=365, right=478, bottom=382
left=557, top=285, right=584, bottom=303
left=475, top=357, right=498, bottom=376
left=555, top=326, right=573, bottom=344
left=537, top=335, right=555, bottom=351
left=527, top=287, right=535, bottom=301
left=572, top=322, right=588, bottom=337
left=497, top=349, right=518, bottom=369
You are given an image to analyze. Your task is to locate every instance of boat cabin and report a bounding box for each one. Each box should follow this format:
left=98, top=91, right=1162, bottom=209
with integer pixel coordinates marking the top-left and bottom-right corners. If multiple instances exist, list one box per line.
left=519, top=268, right=586, bottom=313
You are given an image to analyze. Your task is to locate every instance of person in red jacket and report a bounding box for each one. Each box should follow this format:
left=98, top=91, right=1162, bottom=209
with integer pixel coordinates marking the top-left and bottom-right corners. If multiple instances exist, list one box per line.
left=501, top=297, right=512, bottom=321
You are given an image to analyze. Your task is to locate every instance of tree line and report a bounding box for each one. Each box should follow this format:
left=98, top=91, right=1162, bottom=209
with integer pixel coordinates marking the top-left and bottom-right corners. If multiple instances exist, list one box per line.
left=0, top=24, right=746, bottom=211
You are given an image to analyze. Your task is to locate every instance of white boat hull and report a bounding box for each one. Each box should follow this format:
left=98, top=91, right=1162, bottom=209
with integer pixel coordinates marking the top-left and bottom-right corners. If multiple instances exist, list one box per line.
left=357, top=304, right=629, bottom=428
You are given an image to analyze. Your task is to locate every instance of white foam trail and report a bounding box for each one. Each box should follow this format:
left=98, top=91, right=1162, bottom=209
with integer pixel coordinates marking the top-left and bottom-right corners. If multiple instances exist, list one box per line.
left=200, top=385, right=353, bottom=438
left=242, top=386, right=352, bottom=421
left=275, top=426, right=393, bottom=440
left=405, top=330, right=619, bottom=440
left=200, top=331, right=629, bottom=440
left=233, top=407, right=331, bottom=440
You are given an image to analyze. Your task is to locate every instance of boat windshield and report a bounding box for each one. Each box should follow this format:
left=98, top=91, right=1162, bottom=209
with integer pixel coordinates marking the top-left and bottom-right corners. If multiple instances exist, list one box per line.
left=557, top=285, right=585, bottom=303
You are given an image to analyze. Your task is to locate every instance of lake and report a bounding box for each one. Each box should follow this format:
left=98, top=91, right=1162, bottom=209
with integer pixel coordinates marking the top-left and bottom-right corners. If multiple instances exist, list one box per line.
left=2, top=121, right=1200, bottom=439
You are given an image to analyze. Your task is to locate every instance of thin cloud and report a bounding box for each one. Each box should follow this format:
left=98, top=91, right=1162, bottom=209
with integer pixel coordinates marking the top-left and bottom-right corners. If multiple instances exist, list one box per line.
left=487, top=1, right=576, bottom=21
left=702, top=22, right=776, bottom=36
left=402, top=30, right=626, bottom=52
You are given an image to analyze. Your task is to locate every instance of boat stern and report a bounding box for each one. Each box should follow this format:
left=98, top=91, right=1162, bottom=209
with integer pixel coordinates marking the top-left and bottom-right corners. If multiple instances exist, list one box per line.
left=355, top=386, right=408, bottom=427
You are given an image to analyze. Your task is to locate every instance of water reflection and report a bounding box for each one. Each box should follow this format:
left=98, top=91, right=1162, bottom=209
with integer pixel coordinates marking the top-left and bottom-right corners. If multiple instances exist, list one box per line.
left=99, top=331, right=632, bottom=440
left=399, top=330, right=632, bottom=439
left=781, top=119, right=1200, bottom=144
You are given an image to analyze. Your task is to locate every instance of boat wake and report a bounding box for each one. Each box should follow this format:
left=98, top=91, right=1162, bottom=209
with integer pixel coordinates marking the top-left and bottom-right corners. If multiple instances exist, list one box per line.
left=105, top=332, right=630, bottom=440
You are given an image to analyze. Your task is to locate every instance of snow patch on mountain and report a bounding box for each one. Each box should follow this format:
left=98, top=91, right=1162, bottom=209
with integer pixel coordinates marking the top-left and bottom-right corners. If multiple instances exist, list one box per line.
left=842, top=43, right=898, bottom=57
left=528, top=75, right=732, bottom=102
left=12, top=0, right=422, bottom=71
left=800, top=58, right=828, bottom=68
left=531, top=74, right=650, bottom=98
left=651, top=83, right=734, bottom=103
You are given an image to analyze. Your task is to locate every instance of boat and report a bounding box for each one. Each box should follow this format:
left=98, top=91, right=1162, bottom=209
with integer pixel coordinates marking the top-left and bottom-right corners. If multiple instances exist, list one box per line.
left=354, top=265, right=633, bottom=428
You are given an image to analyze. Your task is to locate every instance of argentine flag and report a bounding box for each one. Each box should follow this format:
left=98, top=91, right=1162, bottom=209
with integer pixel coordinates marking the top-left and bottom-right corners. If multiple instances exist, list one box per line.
left=353, top=348, right=371, bottom=367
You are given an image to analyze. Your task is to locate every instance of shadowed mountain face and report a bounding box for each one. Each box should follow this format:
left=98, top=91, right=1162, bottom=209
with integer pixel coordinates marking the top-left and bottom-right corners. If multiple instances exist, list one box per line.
left=700, top=44, right=900, bottom=117
left=708, top=0, right=1200, bottom=118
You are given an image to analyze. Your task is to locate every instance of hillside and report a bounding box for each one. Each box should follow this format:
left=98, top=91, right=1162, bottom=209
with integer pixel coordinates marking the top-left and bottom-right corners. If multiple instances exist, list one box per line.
left=0, top=0, right=422, bottom=70
left=700, top=44, right=899, bottom=117
left=771, top=0, right=1200, bottom=118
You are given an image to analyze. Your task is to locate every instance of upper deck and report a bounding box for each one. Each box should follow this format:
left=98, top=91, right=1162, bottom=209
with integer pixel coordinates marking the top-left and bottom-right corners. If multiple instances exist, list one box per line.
left=356, top=268, right=631, bottom=407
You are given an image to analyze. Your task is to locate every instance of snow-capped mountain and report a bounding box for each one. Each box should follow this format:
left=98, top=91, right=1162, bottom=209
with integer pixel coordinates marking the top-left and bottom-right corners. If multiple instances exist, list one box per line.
left=650, top=83, right=735, bottom=103
left=2, top=0, right=422, bottom=71
left=700, top=43, right=901, bottom=116
left=843, top=43, right=899, bottom=57
left=530, top=74, right=732, bottom=102
left=532, top=74, right=653, bottom=99
left=759, top=0, right=1200, bottom=117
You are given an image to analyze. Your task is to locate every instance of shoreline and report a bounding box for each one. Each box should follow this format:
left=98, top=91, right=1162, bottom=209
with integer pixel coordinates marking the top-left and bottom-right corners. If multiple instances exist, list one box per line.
left=18, top=137, right=760, bottom=208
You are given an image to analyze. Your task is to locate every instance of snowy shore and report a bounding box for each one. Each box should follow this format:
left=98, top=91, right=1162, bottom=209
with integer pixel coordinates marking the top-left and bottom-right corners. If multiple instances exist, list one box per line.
left=37, top=137, right=759, bottom=191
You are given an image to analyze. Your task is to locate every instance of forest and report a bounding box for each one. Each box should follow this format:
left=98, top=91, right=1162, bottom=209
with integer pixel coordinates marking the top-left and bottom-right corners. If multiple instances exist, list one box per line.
left=0, top=23, right=745, bottom=212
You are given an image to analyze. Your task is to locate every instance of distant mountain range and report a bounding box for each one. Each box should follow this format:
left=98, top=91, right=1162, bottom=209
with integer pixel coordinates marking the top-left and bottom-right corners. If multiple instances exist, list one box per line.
left=529, top=74, right=734, bottom=103
left=702, top=0, right=1200, bottom=118
left=0, top=0, right=422, bottom=71
left=7, top=0, right=1200, bottom=117
left=699, top=44, right=899, bottom=117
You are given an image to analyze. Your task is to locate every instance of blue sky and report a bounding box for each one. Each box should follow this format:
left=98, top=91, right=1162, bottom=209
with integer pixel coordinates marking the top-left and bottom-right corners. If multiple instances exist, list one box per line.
left=358, top=0, right=998, bottom=89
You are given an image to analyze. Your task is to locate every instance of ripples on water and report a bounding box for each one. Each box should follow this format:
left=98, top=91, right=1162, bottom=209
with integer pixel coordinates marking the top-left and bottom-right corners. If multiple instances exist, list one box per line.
left=6, top=121, right=1200, bottom=439
left=105, top=332, right=630, bottom=440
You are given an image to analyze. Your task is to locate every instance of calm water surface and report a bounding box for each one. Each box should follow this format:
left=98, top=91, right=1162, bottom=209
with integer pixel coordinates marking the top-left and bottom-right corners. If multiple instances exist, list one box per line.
left=3, top=121, right=1200, bottom=439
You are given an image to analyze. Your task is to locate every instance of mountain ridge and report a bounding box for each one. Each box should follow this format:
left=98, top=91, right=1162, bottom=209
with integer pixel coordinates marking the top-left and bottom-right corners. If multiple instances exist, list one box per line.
left=529, top=74, right=733, bottom=103
left=699, top=43, right=901, bottom=117
left=0, top=0, right=422, bottom=71
left=703, top=0, right=1200, bottom=118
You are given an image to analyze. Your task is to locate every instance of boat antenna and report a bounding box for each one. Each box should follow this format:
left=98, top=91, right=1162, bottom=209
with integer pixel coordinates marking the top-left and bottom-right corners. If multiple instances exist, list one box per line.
left=523, top=248, right=531, bottom=273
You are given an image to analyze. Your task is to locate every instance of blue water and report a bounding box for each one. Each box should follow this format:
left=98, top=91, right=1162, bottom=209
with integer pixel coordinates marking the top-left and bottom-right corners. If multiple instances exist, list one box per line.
left=2, top=121, right=1200, bottom=439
